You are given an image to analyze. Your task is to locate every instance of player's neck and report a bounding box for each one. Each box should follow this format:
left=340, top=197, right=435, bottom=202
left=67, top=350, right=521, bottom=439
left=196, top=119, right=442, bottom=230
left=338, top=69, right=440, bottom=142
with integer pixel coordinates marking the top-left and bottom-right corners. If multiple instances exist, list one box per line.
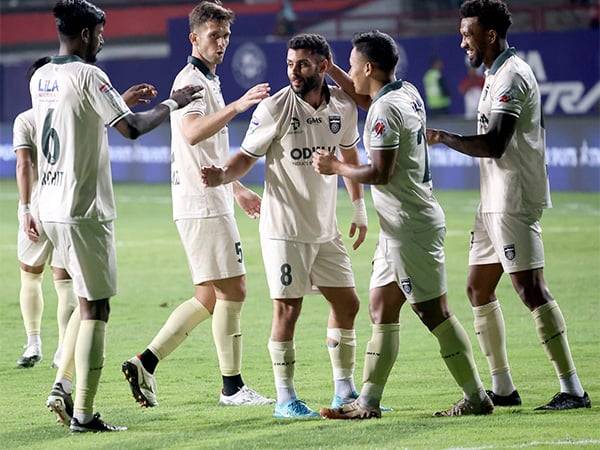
left=369, top=76, right=395, bottom=99
left=302, top=86, right=325, bottom=109
left=484, top=40, right=509, bottom=69
left=58, top=42, right=85, bottom=60
left=192, top=50, right=217, bottom=75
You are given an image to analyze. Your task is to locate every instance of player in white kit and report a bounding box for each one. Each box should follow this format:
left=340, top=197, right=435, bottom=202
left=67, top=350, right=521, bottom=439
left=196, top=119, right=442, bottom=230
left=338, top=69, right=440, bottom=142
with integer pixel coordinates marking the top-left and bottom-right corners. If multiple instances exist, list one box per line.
left=314, top=31, right=492, bottom=419
left=14, top=84, right=76, bottom=369
left=122, top=0, right=273, bottom=409
left=202, top=34, right=368, bottom=419
left=38, top=0, right=202, bottom=432
left=15, top=58, right=159, bottom=370
left=427, top=0, right=589, bottom=411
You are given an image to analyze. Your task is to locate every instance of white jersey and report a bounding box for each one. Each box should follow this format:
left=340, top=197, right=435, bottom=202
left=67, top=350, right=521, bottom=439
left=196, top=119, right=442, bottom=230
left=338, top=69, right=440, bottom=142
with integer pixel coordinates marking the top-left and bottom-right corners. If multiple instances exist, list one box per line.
left=13, top=109, right=40, bottom=216
left=365, top=80, right=444, bottom=238
left=241, top=84, right=359, bottom=243
left=170, top=56, right=233, bottom=220
left=477, top=47, right=552, bottom=213
left=29, top=55, right=131, bottom=223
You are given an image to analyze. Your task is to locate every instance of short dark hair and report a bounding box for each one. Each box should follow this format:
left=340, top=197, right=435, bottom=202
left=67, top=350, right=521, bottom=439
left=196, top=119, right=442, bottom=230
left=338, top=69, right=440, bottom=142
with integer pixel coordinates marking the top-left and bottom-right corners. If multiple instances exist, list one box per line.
left=287, top=33, right=331, bottom=60
left=460, top=0, right=512, bottom=38
left=26, top=56, right=51, bottom=82
left=352, top=30, right=398, bottom=73
left=189, top=1, right=234, bottom=32
left=53, top=0, right=105, bottom=37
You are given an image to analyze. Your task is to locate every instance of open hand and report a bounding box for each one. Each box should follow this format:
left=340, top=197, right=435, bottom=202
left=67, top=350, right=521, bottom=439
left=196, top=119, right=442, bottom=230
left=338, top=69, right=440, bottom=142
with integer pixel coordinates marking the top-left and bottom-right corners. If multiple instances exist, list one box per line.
left=122, top=83, right=158, bottom=107
left=171, top=85, right=204, bottom=109
left=235, top=187, right=261, bottom=219
left=233, top=83, right=270, bottom=113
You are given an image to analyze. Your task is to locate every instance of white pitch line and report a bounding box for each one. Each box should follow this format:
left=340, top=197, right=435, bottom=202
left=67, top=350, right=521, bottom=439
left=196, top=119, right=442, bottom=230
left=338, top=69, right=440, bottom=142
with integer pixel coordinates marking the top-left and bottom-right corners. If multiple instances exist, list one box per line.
left=447, top=439, right=600, bottom=450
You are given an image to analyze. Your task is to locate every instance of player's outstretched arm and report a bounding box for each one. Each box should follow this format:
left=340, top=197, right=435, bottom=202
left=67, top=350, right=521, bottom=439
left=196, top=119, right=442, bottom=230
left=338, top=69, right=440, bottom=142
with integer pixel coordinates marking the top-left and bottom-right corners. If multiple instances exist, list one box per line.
left=114, top=85, right=203, bottom=140
left=427, top=112, right=517, bottom=158
left=182, top=83, right=270, bottom=146
left=15, top=148, right=39, bottom=242
left=313, top=149, right=396, bottom=185
left=326, top=57, right=371, bottom=111
left=201, top=152, right=258, bottom=187
left=339, top=147, right=367, bottom=249
left=233, top=181, right=261, bottom=219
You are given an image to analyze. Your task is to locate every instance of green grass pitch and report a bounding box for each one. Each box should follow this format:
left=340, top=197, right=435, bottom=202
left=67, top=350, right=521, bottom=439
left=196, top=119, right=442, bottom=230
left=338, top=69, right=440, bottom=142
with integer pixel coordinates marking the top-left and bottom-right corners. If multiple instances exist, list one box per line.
left=0, top=180, right=598, bottom=449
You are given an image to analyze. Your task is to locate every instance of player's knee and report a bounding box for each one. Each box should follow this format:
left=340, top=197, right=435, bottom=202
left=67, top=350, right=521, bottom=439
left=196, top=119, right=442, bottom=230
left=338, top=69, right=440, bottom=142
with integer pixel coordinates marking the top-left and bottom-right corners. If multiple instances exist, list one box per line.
left=273, top=301, right=301, bottom=324
left=466, top=282, right=493, bottom=306
left=514, top=281, right=551, bottom=311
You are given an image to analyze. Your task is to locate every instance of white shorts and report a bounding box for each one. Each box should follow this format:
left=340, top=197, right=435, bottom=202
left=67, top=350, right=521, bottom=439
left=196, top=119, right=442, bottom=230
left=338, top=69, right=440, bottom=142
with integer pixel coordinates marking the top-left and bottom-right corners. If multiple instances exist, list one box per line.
left=17, top=219, right=64, bottom=268
left=260, top=235, right=355, bottom=299
left=175, top=215, right=246, bottom=285
left=370, top=227, right=447, bottom=304
left=43, top=221, right=117, bottom=301
left=468, top=208, right=545, bottom=273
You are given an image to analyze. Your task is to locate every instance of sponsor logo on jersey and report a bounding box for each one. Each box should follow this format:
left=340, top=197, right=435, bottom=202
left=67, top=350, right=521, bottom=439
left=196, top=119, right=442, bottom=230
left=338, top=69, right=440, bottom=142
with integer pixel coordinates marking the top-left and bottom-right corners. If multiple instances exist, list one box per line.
left=288, top=117, right=302, bottom=134
left=307, top=117, right=322, bottom=125
left=400, top=278, right=412, bottom=295
left=498, top=93, right=512, bottom=103
left=482, top=84, right=490, bottom=101
left=99, top=83, right=114, bottom=94
left=247, top=118, right=260, bottom=135
left=38, top=79, right=59, bottom=92
left=503, top=244, right=516, bottom=260
left=373, top=119, right=387, bottom=137
left=290, top=145, right=336, bottom=165
left=329, top=115, right=341, bottom=134
left=478, top=113, right=489, bottom=129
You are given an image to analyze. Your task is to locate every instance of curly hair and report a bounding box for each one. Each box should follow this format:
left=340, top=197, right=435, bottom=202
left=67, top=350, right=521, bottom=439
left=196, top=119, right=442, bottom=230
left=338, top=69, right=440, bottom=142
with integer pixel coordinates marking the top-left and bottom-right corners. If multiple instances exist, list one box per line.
left=189, top=1, right=234, bottom=31
left=460, top=0, right=512, bottom=38
left=287, top=34, right=331, bottom=60
left=53, top=0, right=105, bottom=37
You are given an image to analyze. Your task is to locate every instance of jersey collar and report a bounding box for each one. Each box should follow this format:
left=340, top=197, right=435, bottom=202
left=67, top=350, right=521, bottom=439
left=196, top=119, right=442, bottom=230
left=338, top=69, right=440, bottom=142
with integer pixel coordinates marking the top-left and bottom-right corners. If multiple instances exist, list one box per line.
left=188, top=55, right=216, bottom=80
left=372, top=80, right=403, bottom=103
left=488, top=47, right=517, bottom=75
left=50, top=55, right=84, bottom=65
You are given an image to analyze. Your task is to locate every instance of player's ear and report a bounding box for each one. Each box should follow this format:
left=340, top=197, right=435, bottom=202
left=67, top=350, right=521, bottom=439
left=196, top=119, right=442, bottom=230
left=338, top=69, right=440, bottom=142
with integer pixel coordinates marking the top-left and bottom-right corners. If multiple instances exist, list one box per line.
left=189, top=32, right=197, bottom=46
left=364, top=61, right=373, bottom=77
left=487, top=29, right=497, bottom=45
left=319, top=57, right=329, bottom=74
left=81, top=27, right=90, bottom=44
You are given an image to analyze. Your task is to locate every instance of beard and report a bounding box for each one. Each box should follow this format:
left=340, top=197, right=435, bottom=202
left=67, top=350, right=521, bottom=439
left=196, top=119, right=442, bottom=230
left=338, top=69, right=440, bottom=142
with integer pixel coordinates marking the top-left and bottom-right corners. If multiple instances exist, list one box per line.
left=291, top=72, right=321, bottom=98
left=85, top=40, right=101, bottom=63
left=468, top=50, right=483, bottom=68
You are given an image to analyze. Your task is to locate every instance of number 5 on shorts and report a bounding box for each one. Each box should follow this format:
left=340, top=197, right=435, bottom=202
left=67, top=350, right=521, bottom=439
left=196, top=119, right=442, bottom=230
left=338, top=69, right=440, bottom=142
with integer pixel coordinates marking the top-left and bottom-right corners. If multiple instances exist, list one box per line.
left=235, top=242, right=243, bottom=263
left=280, top=263, right=292, bottom=286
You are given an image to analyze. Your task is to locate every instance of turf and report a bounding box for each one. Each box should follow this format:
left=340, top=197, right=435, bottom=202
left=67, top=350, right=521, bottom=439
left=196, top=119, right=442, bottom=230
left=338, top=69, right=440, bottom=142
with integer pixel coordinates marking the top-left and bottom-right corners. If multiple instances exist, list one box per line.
left=0, top=180, right=598, bottom=449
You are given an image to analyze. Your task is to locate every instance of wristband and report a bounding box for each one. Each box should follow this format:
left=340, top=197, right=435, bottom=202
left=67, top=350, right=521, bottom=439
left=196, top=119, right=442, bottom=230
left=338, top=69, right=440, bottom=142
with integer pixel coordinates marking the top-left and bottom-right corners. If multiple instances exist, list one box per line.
left=161, top=99, right=179, bottom=112
left=18, top=203, right=31, bottom=216
left=351, top=198, right=368, bottom=227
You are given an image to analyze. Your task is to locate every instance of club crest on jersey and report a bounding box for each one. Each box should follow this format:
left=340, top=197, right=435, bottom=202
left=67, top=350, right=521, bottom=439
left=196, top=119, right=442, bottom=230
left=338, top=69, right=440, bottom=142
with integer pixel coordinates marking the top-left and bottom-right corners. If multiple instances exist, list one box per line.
left=503, top=244, right=516, bottom=261
left=329, top=115, right=341, bottom=134
left=400, top=278, right=412, bottom=295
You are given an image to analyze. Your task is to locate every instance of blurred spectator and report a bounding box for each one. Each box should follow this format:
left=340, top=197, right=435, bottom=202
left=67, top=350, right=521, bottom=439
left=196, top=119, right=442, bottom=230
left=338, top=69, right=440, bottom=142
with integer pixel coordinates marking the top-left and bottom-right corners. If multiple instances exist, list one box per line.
left=275, top=0, right=297, bottom=37
left=459, top=67, right=485, bottom=119
left=423, top=57, right=451, bottom=116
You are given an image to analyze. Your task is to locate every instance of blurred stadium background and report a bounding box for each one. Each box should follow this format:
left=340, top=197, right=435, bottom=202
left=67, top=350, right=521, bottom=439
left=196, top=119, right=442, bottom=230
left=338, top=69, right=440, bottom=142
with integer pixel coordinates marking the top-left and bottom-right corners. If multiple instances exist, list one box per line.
left=1, top=0, right=598, bottom=190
